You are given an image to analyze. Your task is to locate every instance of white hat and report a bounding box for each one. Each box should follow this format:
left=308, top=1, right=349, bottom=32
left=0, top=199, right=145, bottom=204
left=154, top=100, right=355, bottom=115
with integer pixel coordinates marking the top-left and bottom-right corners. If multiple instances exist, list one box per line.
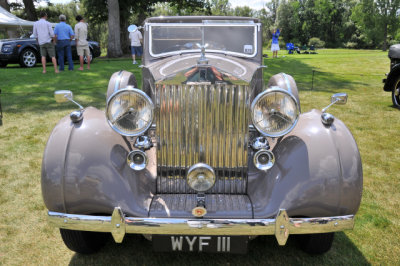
left=128, top=25, right=137, bottom=32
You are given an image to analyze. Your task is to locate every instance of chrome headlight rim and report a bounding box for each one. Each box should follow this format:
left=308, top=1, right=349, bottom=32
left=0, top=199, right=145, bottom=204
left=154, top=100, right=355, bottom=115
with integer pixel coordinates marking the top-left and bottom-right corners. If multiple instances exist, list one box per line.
left=251, top=87, right=300, bottom=138
left=187, top=163, right=216, bottom=192
left=106, top=87, right=154, bottom=137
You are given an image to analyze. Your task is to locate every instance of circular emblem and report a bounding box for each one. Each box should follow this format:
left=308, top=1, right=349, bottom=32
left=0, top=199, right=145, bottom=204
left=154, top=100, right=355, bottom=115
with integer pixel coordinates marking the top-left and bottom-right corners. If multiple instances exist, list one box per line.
left=192, top=206, right=207, bottom=217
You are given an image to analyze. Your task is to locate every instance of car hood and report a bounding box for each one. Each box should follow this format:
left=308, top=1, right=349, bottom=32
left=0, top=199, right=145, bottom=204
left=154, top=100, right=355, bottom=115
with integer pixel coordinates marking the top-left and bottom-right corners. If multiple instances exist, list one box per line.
left=146, top=53, right=260, bottom=84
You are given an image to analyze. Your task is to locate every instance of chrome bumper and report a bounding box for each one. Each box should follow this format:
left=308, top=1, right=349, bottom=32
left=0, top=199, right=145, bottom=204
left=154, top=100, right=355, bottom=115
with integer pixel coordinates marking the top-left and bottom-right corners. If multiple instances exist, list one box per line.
left=48, top=208, right=355, bottom=246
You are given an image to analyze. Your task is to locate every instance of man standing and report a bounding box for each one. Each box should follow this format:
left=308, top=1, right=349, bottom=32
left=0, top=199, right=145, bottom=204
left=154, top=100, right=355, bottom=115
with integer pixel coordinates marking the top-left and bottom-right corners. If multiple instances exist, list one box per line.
left=128, top=25, right=142, bottom=64
left=74, top=15, right=90, bottom=71
left=54, top=14, right=74, bottom=71
left=33, top=11, right=58, bottom=73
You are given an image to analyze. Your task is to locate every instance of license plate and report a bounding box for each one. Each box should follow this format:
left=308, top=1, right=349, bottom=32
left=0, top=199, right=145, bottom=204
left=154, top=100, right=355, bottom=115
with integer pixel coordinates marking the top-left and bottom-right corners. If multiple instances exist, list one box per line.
left=153, top=235, right=248, bottom=254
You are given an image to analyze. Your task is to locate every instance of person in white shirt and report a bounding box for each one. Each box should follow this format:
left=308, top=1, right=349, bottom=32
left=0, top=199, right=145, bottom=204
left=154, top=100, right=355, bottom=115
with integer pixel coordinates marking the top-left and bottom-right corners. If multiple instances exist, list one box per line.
left=33, top=11, right=58, bottom=73
left=74, top=15, right=90, bottom=71
left=128, top=25, right=142, bottom=64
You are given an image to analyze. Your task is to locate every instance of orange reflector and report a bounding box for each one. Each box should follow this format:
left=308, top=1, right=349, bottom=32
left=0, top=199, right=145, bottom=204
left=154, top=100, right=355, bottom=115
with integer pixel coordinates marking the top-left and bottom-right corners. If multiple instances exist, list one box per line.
left=17, top=44, right=21, bottom=47
left=192, top=206, right=207, bottom=217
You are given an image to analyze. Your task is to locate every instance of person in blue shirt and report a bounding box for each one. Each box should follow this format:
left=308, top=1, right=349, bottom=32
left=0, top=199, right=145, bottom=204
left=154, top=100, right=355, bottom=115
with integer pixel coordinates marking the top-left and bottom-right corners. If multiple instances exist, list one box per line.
left=271, top=28, right=281, bottom=58
left=54, top=14, right=74, bottom=71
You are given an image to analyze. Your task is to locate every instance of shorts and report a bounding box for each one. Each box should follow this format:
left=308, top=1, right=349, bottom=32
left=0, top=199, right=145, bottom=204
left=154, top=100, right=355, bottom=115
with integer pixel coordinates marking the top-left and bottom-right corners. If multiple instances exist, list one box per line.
left=40, top=42, right=55, bottom=58
left=77, top=45, right=90, bottom=57
left=131, top=46, right=143, bottom=56
left=271, top=43, right=280, bottom=52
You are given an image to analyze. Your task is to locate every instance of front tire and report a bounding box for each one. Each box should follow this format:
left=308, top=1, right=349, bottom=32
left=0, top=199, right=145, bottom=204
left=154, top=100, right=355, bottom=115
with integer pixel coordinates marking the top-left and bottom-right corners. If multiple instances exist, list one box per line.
left=392, top=78, right=400, bottom=108
left=19, top=48, right=38, bottom=68
left=296, top=233, right=334, bottom=255
left=60, top=229, right=109, bottom=254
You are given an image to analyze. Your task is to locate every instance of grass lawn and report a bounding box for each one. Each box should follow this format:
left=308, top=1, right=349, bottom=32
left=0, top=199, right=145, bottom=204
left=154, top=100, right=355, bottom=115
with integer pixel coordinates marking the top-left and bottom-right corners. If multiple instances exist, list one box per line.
left=0, top=49, right=399, bottom=265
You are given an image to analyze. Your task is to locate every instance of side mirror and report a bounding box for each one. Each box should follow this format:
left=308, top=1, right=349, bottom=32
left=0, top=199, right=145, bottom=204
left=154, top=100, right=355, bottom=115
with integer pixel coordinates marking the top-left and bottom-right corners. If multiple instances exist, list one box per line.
left=322, top=92, right=348, bottom=113
left=54, top=90, right=84, bottom=110
left=331, top=93, right=347, bottom=105
left=54, top=90, right=73, bottom=103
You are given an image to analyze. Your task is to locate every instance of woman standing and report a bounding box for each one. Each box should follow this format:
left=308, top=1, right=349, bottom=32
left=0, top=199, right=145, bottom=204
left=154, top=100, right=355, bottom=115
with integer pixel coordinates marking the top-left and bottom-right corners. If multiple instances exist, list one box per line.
left=271, top=28, right=281, bottom=58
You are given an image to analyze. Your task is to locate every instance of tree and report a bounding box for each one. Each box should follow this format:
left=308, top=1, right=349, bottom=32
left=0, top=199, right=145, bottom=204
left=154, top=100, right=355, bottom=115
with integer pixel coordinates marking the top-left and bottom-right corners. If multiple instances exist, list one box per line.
left=22, top=0, right=37, bottom=21
left=107, top=0, right=123, bottom=57
left=0, top=0, right=10, bottom=11
left=352, top=0, right=400, bottom=50
left=82, top=0, right=207, bottom=57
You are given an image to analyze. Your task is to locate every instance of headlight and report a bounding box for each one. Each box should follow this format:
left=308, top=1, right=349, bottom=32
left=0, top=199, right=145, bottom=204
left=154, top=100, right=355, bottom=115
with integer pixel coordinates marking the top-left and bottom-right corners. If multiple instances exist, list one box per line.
left=251, top=87, right=300, bottom=137
left=1, top=44, right=13, bottom=53
left=106, top=88, right=154, bottom=136
left=187, top=163, right=216, bottom=192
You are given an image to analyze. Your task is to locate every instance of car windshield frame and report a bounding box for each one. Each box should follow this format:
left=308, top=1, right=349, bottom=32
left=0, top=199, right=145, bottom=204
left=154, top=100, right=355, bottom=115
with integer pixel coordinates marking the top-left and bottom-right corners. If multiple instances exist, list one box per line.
left=147, top=20, right=260, bottom=59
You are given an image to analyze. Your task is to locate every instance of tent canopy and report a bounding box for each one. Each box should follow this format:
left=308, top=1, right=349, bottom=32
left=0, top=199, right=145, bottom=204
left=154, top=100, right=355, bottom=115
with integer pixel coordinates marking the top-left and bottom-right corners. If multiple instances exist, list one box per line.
left=0, top=6, right=35, bottom=28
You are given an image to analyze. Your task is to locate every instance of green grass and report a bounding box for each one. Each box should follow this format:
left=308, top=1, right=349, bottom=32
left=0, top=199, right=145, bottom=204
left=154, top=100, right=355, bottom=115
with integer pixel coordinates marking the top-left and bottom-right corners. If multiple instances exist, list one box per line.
left=0, top=49, right=399, bottom=265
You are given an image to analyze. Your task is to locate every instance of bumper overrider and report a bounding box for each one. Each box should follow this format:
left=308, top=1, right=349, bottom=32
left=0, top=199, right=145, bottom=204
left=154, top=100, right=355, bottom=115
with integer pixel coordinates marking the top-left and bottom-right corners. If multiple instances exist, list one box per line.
left=47, top=208, right=355, bottom=246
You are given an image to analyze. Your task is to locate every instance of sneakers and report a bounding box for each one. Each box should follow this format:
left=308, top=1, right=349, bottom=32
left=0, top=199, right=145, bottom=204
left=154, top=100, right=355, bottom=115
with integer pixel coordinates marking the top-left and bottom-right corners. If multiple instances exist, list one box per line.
left=133, top=61, right=137, bottom=64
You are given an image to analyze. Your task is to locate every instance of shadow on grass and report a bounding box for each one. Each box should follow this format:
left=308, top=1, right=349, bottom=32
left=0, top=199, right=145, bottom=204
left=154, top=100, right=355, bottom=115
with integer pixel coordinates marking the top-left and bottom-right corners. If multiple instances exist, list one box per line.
left=263, top=57, right=358, bottom=93
left=69, top=232, right=369, bottom=265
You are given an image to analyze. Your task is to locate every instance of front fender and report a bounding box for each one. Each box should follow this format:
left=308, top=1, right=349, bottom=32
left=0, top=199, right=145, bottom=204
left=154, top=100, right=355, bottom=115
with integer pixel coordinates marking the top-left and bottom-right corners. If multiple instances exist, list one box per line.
left=384, top=63, right=400, bottom=91
left=41, top=107, right=157, bottom=216
left=249, top=109, right=363, bottom=218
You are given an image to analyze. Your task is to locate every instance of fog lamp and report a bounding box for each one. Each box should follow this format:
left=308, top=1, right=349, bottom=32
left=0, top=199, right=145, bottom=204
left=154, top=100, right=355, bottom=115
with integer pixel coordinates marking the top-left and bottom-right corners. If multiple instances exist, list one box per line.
left=187, top=163, right=216, bottom=192
left=254, top=149, right=275, bottom=170
left=127, top=150, right=148, bottom=171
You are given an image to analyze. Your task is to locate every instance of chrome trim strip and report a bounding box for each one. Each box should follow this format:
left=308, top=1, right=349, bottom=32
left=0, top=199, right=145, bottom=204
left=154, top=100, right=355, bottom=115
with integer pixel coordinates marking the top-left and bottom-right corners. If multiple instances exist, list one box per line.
left=48, top=208, right=355, bottom=245
left=148, top=23, right=259, bottom=58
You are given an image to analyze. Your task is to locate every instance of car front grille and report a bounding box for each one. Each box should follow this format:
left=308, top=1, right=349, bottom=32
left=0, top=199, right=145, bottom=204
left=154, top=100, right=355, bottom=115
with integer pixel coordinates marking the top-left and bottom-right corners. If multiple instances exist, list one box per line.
left=155, top=83, right=250, bottom=194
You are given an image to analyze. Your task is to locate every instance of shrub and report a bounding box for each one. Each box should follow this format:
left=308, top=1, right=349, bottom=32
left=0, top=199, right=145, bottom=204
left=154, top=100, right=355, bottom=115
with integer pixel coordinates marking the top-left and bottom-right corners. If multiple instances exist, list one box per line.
left=308, top=37, right=325, bottom=48
left=345, top=42, right=358, bottom=49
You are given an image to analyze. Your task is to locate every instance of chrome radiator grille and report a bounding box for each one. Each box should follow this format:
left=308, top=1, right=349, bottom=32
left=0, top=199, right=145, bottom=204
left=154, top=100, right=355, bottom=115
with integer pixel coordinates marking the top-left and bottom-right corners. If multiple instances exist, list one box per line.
left=156, top=83, right=250, bottom=194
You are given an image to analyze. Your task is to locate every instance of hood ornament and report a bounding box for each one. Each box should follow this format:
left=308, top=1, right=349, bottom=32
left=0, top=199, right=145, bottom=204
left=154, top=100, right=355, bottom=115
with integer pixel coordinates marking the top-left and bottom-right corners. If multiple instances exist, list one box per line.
left=196, top=43, right=209, bottom=65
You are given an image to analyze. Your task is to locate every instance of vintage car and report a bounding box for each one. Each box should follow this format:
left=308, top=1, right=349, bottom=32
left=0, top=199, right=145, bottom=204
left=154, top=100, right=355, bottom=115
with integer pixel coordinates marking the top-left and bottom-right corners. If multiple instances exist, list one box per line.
left=42, top=16, right=363, bottom=255
left=0, top=36, right=100, bottom=68
left=383, top=44, right=400, bottom=108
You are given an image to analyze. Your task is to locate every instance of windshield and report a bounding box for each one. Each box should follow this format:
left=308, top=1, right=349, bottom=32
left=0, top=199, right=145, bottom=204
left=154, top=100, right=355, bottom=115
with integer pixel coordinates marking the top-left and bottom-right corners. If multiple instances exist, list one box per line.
left=148, top=21, right=259, bottom=58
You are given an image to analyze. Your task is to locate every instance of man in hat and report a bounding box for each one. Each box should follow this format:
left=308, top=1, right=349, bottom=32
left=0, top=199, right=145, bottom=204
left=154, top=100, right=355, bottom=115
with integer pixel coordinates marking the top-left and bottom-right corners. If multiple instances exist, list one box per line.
left=129, top=25, right=142, bottom=64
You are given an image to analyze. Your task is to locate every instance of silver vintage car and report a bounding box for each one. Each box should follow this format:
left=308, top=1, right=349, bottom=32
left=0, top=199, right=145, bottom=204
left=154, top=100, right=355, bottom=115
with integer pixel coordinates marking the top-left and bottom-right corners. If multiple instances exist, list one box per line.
left=42, top=16, right=363, bottom=255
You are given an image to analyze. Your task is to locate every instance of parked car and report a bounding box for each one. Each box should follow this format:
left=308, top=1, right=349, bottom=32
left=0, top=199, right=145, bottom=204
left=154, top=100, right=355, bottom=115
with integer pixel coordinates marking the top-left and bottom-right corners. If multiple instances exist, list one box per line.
left=383, top=44, right=400, bottom=108
left=0, top=36, right=100, bottom=68
left=43, top=16, right=363, bottom=255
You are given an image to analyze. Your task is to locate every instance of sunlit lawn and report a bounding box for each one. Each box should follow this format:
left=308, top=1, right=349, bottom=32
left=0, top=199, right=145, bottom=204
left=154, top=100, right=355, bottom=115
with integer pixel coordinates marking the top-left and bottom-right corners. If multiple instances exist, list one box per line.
left=0, top=49, right=399, bottom=265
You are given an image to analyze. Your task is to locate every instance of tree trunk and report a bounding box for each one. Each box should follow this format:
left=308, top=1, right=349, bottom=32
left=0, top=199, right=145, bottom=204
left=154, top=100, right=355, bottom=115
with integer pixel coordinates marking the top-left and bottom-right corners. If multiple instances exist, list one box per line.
left=107, top=0, right=123, bottom=58
left=120, top=16, right=130, bottom=54
left=383, top=22, right=388, bottom=51
left=0, top=0, right=10, bottom=11
left=22, top=0, right=37, bottom=21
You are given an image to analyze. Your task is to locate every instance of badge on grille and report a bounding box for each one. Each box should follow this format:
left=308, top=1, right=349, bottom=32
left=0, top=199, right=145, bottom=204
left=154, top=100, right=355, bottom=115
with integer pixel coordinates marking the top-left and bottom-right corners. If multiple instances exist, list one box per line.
left=192, top=206, right=207, bottom=217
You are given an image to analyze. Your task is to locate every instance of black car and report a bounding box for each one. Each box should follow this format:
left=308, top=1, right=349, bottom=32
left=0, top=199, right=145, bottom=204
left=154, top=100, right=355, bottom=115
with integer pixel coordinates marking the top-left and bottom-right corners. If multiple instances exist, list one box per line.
left=0, top=37, right=101, bottom=68
left=383, top=44, right=400, bottom=108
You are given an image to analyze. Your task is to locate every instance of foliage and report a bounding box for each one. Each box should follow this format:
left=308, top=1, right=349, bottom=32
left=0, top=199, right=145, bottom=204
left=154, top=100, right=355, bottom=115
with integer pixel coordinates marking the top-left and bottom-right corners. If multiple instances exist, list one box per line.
left=351, top=0, right=400, bottom=51
left=308, top=37, right=325, bottom=48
